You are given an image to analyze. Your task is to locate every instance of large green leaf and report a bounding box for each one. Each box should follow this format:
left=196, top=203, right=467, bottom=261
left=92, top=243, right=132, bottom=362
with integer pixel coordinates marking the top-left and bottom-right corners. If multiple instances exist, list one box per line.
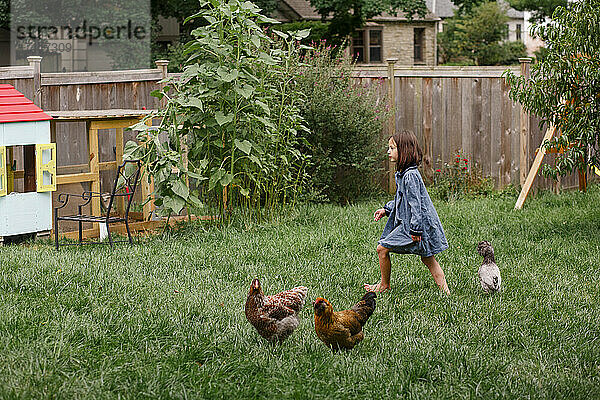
left=234, top=139, right=252, bottom=155
left=220, top=173, right=233, bottom=187
left=250, top=35, right=261, bottom=48
left=255, top=100, right=270, bottom=116
left=234, top=84, right=254, bottom=99
left=181, top=96, right=203, bottom=110
left=215, top=111, right=234, bottom=126
left=171, top=180, right=189, bottom=199
left=162, top=196, right=185, bottom=214
left=209, top=168, right=226, bottom=191
left=216, top=66, right=239, bottom=82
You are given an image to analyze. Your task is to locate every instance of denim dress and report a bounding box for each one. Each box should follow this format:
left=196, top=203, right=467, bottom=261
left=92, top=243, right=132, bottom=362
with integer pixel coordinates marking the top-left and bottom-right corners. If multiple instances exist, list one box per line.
left=378, top=165, right=449, bottom=257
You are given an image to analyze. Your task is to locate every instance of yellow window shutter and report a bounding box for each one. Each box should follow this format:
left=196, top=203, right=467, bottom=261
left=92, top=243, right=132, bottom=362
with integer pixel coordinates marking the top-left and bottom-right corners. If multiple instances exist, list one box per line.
left=0, top=146, right=6, bottom=197
left=36, top=143, right=57, bottom=192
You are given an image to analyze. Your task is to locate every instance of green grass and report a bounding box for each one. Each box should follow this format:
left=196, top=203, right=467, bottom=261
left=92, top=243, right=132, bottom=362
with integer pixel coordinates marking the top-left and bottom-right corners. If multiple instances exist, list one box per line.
left=1, top=186, right=600, bottom=399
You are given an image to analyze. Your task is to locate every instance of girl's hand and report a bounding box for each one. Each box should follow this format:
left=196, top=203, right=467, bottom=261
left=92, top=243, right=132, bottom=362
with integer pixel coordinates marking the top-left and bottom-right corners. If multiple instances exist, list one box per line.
left=411, top=235, right=422, bottom=242
left=373, top=208, right=386, bottom=222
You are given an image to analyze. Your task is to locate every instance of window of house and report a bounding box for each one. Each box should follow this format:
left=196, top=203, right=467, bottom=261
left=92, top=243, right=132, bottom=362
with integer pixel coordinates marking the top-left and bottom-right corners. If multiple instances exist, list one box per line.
left=351, top=30, right=365, bottom=63
left=369, top=30, right=382, bottom=62
left=516, top=24, right=522, bottom=41
left=505, top=24, right=510, bottom=40
left=351, top=28, right=383, bottom=63
left=414, top=28, right=425, bottom=64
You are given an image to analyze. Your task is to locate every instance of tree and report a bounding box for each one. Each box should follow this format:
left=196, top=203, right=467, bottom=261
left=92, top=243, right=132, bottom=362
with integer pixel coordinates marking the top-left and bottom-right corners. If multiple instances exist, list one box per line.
left=504, top=0, right=600, bottom=178
left=309, top=0, right=427, bottom=40
left=438, top=2, right=526, bottom=65
left=447, top=0, right=484, bottom=15
left=0, top=0, right=8, bottom=30
left=507, top=0, right=566, bottom=23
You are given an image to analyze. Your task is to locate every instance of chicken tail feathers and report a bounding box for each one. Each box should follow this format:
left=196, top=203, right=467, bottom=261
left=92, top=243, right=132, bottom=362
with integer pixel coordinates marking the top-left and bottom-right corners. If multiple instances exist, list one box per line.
left=351, top=291, right=376, bottom=326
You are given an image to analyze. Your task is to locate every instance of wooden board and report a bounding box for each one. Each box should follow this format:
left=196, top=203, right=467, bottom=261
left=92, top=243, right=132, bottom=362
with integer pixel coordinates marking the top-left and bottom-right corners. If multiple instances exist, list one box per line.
left=57, top=215, right=217, bottom=240
left=47, top=109, right=155, bottom=119
left=514, top=125, right=557, bottom=210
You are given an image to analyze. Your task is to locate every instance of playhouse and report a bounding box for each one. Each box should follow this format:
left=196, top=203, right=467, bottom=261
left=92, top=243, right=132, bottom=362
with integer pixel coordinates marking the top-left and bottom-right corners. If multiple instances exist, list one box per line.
left=0, top=84, right=56, bottom=242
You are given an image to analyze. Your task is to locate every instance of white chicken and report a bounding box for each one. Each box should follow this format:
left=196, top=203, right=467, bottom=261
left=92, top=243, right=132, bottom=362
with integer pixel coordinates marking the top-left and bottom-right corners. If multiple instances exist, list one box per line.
left=477, top=241, right=501, bottom=293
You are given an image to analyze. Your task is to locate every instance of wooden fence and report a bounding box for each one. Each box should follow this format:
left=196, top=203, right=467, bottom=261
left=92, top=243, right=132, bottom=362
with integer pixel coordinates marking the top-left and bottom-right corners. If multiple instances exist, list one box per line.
left=0, top=57, right=585, bottom=206
left=353, top=59, right=584, bottom=192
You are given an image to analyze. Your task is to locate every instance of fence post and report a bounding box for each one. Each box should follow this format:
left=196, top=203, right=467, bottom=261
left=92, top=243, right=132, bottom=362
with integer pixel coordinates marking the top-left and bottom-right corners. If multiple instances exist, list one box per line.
left=155, top=59, right=169, bottom=110
left=386, top=58, right=398, bottom=194
left=27, top=56, right=42, bottom=106
left=518, top=57, right=532, bottom=187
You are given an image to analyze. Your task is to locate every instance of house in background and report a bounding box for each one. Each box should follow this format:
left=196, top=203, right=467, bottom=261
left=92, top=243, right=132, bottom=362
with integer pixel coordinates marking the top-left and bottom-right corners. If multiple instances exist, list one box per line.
left=275, top=0, right=441, bottom=66
left=426, top=0, right=531, bottom=53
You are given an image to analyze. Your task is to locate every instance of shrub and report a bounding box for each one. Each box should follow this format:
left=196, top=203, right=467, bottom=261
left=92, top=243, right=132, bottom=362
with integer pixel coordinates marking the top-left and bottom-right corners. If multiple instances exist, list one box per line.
left=429, top=151, right=494, bottom=201
left=294, top=44, right=392, bottom=204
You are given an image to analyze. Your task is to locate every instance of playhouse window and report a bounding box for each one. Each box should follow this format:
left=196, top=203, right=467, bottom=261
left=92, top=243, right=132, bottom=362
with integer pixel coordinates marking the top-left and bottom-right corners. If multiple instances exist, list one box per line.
left=3, top=145, right=38, bottom=193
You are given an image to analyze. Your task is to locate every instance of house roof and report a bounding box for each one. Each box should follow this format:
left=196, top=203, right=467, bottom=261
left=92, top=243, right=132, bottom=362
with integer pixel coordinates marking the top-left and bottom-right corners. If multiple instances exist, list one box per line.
left=277, top=0, right=440, bottom=22
left=0, top=84, right=52, bottom=124
left=425, top=0, right=523, bottom=19
left=280, top=0, right=321, bottom=20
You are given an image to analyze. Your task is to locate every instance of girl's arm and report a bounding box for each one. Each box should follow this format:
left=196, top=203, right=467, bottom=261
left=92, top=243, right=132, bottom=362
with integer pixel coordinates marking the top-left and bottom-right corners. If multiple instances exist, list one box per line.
left=405, top=173, right=423, bottom=237
left=383, top=200, right=394, bottom=216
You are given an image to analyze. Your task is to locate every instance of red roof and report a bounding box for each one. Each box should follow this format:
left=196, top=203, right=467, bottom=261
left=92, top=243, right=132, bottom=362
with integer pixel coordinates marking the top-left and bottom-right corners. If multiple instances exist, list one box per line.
left=0, top=84, right=52, bottom=124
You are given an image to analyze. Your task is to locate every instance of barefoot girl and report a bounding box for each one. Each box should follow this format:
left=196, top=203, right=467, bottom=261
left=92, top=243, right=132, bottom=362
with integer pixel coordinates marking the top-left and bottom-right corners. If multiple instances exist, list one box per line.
left=364, top=130, right=450, bottom=295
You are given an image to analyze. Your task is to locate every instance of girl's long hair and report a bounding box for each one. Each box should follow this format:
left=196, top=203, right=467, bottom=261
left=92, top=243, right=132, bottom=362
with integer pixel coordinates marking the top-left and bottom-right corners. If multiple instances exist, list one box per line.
left=392, top=130, right=422, bottom=172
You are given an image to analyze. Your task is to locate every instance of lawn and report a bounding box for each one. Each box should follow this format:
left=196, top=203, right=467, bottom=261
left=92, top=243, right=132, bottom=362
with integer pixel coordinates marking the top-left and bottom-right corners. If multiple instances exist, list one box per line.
left=1, top=186, right=599, bottom=399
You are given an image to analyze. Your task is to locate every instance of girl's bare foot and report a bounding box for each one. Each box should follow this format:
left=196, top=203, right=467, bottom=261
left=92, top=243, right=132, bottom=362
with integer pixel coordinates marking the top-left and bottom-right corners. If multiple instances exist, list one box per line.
left=363, top=283, right=390, bottom=293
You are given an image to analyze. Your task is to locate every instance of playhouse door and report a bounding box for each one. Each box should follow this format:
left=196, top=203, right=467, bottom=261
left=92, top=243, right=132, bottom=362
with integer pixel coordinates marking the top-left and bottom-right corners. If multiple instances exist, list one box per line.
left=36, top=143, right=57, bottom=192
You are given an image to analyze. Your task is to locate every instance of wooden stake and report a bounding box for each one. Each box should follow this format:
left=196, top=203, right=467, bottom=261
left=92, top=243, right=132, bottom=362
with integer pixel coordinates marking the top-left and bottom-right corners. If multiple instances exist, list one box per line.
left=514, top=125, right=556, bottom=210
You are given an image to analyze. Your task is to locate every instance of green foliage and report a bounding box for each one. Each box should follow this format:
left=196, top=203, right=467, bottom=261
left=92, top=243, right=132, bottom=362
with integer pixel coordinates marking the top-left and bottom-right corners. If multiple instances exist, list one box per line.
left=151, top=41, right=188, bottom=73
left=438, top=2, right=527, bottom=66
left=275, top=20, right=332, bottom=46
left=499, top=40, right=527, bottom=65
left=125, top=0, right=311, bottom=219
left=507, top=0, right=566, bottom=22
left=294, top=44, right=391, bottom=204
left=309, top=0, right=428, bottom=40
left=533, top=45, right=549, bottom=63
left=428, top=151, right=494, bottom=201
left=504, top=0, right=600, bottom=178
left=447, top=0, right=485, bottom=15
left=0, top=0, right=8, bottom=29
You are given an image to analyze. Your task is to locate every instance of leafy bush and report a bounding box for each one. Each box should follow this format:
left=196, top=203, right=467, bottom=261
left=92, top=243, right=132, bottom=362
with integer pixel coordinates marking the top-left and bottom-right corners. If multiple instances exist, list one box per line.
left=294, top=44, right=391, bottom=204
left=428, top=151, right=494, bottom=201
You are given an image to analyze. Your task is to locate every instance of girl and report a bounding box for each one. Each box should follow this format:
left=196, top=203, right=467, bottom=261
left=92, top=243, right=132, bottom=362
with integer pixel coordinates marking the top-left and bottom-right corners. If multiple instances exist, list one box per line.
left=364, top=130, right=450, bottom=295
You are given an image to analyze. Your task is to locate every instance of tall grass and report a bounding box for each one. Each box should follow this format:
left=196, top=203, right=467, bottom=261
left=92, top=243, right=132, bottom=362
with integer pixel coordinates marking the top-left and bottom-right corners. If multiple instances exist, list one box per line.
left=0, top=186, right=599, bottom=399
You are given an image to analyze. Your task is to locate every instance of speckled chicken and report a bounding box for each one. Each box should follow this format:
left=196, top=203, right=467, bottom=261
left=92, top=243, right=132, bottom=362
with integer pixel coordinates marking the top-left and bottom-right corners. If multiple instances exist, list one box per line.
left=313, top=292, right=376, bottom=350
left=477, top=241, right=501, bottom=293
left=245, top=278, right=308, bottom=343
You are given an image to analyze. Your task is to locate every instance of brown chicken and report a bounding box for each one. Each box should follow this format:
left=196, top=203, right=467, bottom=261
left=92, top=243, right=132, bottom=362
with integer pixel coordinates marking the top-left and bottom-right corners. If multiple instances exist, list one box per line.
left=313, top=292, right=376, bottom=350
left=245, top=278, right=308, bottom=343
